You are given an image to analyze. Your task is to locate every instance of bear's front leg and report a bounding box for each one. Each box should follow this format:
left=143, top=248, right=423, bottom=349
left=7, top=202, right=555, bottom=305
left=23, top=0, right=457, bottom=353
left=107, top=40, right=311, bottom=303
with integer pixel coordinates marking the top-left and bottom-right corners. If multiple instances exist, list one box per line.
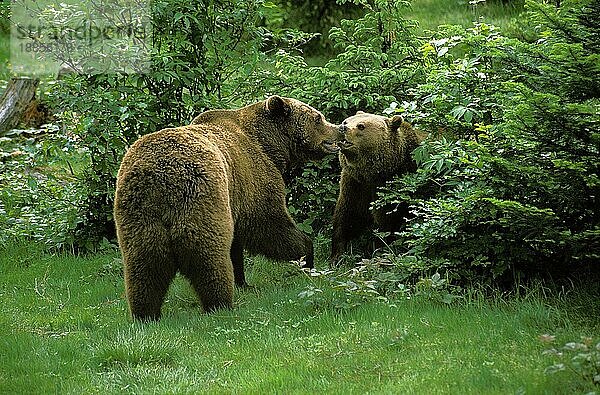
left=249, top=213, right=314, bottom=269
left=330, top=173, right=374, bottom=266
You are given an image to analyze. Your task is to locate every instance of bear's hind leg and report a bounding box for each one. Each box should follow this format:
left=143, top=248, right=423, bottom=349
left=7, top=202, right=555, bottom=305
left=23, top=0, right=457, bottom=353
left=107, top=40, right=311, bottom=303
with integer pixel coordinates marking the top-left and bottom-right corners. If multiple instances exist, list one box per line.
left=231, top=237, right=248, bottom=288
left=178, top=248, right=235, bottom=313
left=123, top=239, right=177, bottom=322
left=173, top=170, right=235, bottom=313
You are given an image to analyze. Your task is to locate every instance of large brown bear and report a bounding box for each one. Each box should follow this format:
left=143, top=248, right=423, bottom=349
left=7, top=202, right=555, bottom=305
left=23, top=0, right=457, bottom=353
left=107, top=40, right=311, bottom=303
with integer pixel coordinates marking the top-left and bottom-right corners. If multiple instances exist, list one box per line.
left=330, top=111, right=426, bottom=264
left=114, top=96, right=340, bottom=321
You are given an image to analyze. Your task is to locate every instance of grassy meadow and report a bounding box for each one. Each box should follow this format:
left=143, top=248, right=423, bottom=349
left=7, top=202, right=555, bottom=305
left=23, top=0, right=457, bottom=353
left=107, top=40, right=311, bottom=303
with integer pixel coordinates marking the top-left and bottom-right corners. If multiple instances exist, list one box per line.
left=1, top=243, right=599, bottom=394
left=407, top=0, right=525, bottom=33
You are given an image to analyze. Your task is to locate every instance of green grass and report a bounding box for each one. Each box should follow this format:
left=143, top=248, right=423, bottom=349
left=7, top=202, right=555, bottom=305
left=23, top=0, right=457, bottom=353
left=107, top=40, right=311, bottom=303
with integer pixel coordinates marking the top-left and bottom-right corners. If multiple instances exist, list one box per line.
left=407, top=0, right=525, bottom=34
left=1, top=243, right=598, bottom=394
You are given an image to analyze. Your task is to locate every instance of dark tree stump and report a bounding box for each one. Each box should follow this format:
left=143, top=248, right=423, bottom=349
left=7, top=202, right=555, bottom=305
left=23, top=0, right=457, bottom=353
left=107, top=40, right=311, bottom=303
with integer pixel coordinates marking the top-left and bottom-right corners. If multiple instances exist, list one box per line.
left=0, top=77, right=40, bottom=136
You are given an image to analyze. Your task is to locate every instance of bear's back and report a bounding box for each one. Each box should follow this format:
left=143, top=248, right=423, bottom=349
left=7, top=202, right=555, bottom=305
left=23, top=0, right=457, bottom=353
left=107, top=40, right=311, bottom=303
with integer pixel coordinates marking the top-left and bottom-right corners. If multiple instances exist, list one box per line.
left=115, top=124, right=278, bottom=229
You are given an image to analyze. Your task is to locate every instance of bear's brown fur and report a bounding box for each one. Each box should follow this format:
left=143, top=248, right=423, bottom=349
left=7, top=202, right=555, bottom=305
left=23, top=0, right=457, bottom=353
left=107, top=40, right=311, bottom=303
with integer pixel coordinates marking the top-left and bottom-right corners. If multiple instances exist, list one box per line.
left=114, top=96, right=339, bottom=321
left=330, top=111, right=426, bottom=264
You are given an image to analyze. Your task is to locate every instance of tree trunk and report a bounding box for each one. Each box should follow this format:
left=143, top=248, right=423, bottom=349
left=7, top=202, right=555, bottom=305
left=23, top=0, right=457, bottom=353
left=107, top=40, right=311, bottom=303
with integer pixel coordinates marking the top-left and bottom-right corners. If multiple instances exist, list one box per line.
left=0, top=77, right=40, bottom=136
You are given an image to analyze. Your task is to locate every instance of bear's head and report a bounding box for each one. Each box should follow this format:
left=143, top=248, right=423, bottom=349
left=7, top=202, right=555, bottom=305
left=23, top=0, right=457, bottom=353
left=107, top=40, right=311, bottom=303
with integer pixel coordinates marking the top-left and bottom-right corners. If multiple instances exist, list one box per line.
left=337, top=111, right=419, bottom=182
left=337, top=111, right=404, bottom=160
left=263, top=95, right=341, bottom=159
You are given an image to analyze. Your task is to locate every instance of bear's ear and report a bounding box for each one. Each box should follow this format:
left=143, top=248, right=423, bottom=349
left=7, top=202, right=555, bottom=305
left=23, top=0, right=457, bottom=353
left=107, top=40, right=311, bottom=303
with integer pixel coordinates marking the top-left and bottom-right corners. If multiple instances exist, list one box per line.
left=356, top=110, right=365, bottom=115
left=266, top=95, right=290, bottom=116
left=387, top=115, right=404, bottom=133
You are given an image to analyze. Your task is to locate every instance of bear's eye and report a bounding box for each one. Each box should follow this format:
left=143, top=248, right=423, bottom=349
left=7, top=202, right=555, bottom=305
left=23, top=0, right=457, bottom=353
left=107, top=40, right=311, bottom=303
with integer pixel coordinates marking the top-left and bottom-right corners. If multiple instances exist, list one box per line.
left=314, top=113, right=322, bottom=123
left=357, top=123, right=365, bottom=131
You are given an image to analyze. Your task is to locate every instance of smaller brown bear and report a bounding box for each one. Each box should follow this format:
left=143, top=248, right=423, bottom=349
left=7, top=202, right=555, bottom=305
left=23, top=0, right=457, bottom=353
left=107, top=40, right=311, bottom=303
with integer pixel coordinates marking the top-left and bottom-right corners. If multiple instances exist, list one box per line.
left=330, top=111, right=426, bottom=264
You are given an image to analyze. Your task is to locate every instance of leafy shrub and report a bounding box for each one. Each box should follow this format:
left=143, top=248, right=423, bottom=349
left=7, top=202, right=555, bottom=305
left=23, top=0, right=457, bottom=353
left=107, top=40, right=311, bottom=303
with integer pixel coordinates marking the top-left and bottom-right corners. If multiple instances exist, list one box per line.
left=49, top=76, right=159, bottom=248
left=408, top=22, right=506, bottom=137
left=286, top=154, right=340, bottom=235
left=264, top=0, right=423, bottom=120
left=373, top=0, right=600, bottom=282
left=37, top=0, right=271, bottom=249
left=0, top=128, right=82, bottom=250
left=377, top=136, right=566, bottom=281
left=297, top=258, right=463, bottom=312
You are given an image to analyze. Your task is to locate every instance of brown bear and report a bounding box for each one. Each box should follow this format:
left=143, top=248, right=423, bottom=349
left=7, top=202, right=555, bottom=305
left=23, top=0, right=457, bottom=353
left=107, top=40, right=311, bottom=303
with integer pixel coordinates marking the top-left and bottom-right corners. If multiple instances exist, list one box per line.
left=114, top=96, right=340, bottom=321
left=330, top=111, right=426, bottom=264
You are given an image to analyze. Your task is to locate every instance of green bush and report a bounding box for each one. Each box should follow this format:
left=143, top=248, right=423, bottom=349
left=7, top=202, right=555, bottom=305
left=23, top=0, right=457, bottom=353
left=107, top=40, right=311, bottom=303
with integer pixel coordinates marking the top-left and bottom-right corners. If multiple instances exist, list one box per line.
left=264, top=0, right=423, bottom=120
left=407, top=22, right=506, bottom=137
left=0, top=129, right=82, bottom=250
left=285, top=154, right=340, bottom=235
left=50, top=75, right=159, bottom=248
left=41, top=0, right=270, bottom=249
left=374, top=0, right=600, bottom=283
left=297, top=260, right=463, bottom=312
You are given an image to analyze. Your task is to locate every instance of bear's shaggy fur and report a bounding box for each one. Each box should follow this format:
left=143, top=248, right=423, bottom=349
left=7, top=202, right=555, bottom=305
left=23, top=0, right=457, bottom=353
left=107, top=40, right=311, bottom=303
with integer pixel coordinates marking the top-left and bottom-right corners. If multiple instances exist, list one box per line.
left=330, top=111, right=426, bottom=264
left=114, top=96, right=339, bottom=321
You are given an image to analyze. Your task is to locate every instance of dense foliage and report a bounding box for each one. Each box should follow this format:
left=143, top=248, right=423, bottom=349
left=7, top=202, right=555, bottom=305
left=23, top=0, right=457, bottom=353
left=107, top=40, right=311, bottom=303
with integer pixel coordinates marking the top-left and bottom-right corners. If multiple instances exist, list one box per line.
left=374, top=0, right=599, bottom=282
left=45, top=0, right=270, bottom=247
left=1, top=0, right=598, bottom=286
left=0, top=128, right=81, bottom=249
left=268, top=0, right=422, bottom=119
